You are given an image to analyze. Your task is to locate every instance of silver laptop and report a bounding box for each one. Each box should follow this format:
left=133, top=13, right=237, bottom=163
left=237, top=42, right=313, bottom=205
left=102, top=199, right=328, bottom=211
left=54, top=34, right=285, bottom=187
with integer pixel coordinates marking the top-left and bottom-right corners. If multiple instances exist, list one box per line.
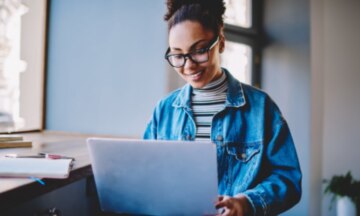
left=87, top=138, right=218, bottom=216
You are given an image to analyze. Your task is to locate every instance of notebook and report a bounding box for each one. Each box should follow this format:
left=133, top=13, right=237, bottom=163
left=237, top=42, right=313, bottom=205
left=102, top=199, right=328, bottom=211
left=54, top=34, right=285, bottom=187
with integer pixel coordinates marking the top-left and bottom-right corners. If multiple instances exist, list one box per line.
left=0, top=140, right=32, bottom=148
left=0, top=134, right=32, bottom=149
left=0, top=158, right=73, bottom=179
left=87, top=138, right=218, bottom=216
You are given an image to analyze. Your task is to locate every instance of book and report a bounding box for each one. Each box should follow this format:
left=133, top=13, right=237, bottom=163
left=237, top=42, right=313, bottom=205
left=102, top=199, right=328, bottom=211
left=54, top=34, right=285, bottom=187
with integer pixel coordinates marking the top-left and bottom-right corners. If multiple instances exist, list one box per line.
left=0, top=158, right=73, bottom=179
left=0, top=140, right=32, bottom=148
left=0, top=135, right=23, bottom=142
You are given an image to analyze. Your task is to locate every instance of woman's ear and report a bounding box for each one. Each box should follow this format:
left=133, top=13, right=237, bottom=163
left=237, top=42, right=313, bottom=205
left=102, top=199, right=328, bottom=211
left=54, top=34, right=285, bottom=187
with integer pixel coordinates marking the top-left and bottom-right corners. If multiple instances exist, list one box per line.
left=219, top=39, right=225, bottom=53
left=219, top=29, right=225, bottom=53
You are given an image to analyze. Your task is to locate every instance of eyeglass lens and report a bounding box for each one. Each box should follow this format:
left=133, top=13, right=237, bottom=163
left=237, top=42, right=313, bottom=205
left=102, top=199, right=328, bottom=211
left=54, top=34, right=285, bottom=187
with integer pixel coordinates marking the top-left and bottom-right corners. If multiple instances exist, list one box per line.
left=168, top=52, right=209, bottom=67
left=165, top=36, right=219, bottom=68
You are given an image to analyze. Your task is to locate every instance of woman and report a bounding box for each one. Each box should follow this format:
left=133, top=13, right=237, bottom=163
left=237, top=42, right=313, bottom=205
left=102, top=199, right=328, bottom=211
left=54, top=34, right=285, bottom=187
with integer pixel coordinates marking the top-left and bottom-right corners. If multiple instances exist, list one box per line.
left=144, top=0, right=302, bottom=215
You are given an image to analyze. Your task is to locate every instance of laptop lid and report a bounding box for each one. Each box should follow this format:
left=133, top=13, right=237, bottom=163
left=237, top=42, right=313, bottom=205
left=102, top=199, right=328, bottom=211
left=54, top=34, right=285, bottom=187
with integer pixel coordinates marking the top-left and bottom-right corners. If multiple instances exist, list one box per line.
left=87, top=138, right=218, bottom=216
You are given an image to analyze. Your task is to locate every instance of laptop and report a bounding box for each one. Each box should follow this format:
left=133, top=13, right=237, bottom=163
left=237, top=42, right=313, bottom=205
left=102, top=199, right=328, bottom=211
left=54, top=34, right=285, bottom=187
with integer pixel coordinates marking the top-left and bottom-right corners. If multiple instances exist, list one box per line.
left=87, top=138, right=218, bottom=216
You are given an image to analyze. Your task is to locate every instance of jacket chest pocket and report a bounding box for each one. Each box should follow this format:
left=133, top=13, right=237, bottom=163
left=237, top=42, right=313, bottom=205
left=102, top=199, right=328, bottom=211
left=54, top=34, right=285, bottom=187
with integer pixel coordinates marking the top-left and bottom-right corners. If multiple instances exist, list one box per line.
left=226, top=141, right=261, bottom=162
left=221, top=141, right=262, bottom=194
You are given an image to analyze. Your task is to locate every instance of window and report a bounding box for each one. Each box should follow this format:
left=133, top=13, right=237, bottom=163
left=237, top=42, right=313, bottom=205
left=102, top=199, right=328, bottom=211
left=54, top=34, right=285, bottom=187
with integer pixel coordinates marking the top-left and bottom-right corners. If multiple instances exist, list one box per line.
left=221, top=0, right=262, bottom=87
left=0, top=0, right=47, bottom=133
left=224, top=0, right=252, bottom=28
left=221, top=41, right=252, bottom=83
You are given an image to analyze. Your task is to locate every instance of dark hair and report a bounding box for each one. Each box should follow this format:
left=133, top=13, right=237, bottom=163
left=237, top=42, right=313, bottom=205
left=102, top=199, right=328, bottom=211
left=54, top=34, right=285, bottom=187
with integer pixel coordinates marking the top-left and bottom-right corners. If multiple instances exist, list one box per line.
left=164, top=0, right=226, bottom=35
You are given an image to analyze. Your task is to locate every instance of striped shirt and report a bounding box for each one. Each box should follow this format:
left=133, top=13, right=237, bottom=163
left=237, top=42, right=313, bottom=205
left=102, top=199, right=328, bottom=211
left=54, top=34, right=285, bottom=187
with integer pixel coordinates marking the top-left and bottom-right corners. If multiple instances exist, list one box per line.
left=191, top=72, right=228, bottom=141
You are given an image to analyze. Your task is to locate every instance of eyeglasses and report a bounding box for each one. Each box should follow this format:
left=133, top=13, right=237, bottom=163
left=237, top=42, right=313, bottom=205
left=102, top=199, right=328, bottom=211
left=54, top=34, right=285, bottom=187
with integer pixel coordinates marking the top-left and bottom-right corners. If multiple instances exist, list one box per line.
left=165, top=36, right=219, bottom=68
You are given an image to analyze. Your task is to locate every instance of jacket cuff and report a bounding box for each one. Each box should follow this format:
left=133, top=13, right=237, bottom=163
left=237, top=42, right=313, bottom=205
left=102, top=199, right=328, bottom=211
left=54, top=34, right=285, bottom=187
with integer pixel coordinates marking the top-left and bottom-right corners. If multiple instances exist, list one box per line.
left=241, top=190, right=268, bottom=216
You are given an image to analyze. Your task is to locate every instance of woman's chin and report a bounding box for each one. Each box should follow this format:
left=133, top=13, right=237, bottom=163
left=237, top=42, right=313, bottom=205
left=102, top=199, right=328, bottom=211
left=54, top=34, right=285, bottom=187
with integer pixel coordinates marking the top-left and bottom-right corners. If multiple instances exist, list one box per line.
left=189, top=81, right=207, bottom=89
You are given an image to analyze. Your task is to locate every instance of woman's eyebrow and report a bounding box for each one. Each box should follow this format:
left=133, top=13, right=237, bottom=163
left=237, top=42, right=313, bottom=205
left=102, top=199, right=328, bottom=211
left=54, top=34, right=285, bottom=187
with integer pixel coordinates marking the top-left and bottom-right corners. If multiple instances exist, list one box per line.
left=170, top=39, right=208, bottom=51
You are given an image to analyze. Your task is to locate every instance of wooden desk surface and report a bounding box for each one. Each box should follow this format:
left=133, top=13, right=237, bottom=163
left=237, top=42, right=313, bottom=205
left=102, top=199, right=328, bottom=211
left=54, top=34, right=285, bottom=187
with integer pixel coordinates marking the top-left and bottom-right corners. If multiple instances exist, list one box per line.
left=0, top=131, right=107, bottom=211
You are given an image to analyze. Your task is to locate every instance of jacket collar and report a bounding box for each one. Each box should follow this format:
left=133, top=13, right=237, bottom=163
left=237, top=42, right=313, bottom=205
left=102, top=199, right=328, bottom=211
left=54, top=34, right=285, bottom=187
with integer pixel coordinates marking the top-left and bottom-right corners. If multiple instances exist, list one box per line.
left=172, top=68, right=246, bottom=109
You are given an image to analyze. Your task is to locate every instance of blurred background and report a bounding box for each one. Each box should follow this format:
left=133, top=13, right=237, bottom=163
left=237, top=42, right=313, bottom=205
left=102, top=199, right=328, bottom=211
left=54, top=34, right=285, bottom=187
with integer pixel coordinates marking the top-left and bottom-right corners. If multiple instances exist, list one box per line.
left=0, top=0, right=359, bottom=215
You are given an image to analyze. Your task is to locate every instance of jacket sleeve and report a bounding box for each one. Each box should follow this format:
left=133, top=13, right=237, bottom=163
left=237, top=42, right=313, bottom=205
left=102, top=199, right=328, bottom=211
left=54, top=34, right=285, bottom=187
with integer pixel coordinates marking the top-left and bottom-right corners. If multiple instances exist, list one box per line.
left=242, top=119, right=302, bottom=215
left=143, top=105, right=158, bottom=140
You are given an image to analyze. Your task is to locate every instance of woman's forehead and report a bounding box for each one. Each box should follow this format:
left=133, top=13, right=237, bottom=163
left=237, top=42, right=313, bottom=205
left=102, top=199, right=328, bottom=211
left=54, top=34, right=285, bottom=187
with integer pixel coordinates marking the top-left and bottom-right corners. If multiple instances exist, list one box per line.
left=168, top=21, right=214, bottom=49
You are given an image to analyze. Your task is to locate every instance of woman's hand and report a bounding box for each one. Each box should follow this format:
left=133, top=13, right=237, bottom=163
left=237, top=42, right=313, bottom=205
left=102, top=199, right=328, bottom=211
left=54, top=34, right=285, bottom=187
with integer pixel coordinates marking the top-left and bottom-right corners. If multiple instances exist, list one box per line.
left=215, top=195, right=253, bottom=216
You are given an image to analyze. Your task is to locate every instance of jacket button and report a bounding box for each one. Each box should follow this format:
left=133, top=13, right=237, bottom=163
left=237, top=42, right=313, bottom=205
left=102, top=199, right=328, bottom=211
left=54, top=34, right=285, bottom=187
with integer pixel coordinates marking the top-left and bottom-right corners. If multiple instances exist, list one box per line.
left=241, top=153, right=247, bottom=159
left=216, top=135, right=223, bottom=141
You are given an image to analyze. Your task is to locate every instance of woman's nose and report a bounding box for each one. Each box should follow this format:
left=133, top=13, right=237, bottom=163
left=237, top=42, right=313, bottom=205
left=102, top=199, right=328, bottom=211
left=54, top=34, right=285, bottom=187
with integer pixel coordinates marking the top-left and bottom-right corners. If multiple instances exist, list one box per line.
left=183, top=56, right=197, bottom=70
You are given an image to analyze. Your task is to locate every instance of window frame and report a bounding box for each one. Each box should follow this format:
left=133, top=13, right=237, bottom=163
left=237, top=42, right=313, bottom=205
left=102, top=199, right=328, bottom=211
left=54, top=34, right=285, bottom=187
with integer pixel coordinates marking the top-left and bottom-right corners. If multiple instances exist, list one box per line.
left=223, top=0, right=263, bottom=88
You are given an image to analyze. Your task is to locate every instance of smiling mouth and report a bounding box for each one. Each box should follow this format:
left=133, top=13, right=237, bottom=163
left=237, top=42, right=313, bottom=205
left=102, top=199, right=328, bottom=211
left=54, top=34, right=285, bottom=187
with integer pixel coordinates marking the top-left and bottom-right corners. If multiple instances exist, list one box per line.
left=184, top=70, right=203, bottom=78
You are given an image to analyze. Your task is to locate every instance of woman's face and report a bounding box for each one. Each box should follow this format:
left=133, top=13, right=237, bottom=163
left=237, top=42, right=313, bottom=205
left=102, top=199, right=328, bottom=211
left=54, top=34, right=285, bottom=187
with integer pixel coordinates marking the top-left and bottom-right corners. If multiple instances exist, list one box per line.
left=168, top=21, right=224, bottom=88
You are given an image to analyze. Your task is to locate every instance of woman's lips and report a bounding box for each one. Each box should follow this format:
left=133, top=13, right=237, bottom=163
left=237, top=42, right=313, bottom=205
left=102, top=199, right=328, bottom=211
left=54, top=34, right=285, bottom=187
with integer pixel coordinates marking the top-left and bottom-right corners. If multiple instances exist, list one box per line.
left=184, top=70, right=203, bottom=81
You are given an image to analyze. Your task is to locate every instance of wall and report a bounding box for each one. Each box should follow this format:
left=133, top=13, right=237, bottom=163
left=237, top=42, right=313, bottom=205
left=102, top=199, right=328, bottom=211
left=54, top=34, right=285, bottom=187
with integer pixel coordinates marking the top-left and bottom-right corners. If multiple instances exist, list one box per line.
left=262, top=0, right=311, bottom=215
left=266, top=0, right=360, bottom=215
left=46, top=0, right=167, bottom=137
left=309, top=0, right=324, bottom=214
left=318, top=0, right=360, bottom=215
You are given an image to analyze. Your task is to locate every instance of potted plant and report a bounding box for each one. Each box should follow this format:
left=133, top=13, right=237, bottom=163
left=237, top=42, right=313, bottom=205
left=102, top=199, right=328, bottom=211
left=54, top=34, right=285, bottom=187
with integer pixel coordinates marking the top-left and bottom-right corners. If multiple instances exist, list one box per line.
left=324, top=171, right=360, bottom=216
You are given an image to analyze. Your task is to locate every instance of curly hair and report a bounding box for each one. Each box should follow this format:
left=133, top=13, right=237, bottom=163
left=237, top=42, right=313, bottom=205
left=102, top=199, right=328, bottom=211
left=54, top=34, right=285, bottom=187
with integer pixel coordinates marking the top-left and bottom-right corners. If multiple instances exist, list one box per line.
left=164, top=0, right=226, bottom=35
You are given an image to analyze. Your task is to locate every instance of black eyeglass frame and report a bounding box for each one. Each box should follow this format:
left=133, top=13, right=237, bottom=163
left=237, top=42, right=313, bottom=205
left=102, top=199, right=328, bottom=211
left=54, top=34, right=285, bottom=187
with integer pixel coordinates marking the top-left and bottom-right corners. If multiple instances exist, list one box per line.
left=164, top=36, right=219, bottom=68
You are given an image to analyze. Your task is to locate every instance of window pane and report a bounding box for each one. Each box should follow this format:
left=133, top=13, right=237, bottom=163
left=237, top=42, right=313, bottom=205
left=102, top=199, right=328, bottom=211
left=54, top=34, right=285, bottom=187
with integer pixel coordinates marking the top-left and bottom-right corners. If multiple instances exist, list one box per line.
left=221, top=41, right=252, bottom=84
left=224, top=0, right=252, bottom=28
left=0, top=0, right=46, bottom=132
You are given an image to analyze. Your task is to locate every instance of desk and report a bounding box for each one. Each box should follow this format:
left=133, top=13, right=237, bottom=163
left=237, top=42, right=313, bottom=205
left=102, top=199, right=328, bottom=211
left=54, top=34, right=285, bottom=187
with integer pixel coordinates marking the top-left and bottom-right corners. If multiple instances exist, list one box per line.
left=0, top=131, right=104, bottom=215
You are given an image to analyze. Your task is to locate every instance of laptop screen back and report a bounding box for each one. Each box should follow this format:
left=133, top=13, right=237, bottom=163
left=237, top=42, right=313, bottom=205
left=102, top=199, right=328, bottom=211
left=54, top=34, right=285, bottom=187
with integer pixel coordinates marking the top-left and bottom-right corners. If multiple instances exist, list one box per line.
left=87, top=138, right=218, bottom=215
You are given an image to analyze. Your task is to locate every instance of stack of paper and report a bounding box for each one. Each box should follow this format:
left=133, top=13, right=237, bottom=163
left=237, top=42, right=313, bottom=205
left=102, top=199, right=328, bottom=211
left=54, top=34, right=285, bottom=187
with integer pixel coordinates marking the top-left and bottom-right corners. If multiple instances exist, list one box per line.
left=0, top=135, right=32, bottom=148
left=0, top=158, right=73, bottom=179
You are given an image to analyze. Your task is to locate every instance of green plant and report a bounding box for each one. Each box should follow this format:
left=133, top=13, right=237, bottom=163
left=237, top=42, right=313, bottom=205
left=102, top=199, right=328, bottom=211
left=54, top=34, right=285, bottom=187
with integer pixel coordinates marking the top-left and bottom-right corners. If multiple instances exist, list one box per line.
left=323, top=171, right=360, bottom=209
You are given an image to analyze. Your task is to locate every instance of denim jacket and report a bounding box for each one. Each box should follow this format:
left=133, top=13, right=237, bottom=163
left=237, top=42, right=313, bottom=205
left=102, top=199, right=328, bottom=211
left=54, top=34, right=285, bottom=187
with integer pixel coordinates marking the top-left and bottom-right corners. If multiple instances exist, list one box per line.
left=144, top=69, right=302, bottom=215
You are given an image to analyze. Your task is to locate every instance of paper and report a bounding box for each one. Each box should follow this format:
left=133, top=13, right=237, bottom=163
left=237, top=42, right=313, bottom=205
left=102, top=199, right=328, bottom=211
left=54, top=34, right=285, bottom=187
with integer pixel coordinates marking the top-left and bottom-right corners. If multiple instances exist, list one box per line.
left=0, top=158, right=72, bottom=179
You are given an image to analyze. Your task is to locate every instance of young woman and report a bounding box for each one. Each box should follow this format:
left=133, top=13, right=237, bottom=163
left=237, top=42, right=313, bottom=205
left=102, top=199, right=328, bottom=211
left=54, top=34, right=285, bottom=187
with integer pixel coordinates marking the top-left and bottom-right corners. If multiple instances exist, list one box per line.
left=144, top=0, right=302, bottom=215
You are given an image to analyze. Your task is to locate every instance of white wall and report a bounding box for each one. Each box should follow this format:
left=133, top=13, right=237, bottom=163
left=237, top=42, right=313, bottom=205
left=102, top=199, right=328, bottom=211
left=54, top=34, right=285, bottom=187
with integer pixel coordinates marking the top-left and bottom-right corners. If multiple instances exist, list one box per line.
left=312, top=0, right=360, bottom=215
left=309, top=0, right=324, bottom=215
left=263, top=1, right=360, bottom=215
left=262, top=0, right=311, bottom=215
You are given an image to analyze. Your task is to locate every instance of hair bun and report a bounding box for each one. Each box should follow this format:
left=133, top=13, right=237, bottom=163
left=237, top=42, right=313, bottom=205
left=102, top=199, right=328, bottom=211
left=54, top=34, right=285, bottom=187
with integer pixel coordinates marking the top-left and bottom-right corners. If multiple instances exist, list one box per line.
left=164, top=0, right=225, bottom=21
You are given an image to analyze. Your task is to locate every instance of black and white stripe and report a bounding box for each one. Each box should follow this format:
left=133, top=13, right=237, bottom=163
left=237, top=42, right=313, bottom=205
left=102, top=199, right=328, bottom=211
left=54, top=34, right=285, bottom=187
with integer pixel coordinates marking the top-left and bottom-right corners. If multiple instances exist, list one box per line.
left=191, top=72, right=228, bottom=141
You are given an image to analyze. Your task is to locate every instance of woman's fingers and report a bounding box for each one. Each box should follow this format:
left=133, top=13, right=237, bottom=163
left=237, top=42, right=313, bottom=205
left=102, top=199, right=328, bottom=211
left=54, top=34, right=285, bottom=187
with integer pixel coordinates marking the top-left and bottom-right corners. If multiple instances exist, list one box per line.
left=215, top=196, right=233, bottom=216
left=220, top=208, right=231, bottom=216
left=215, top=196, right=247, bottom=216
left=215, top=195, right=231, bottom=207
left=218, top=195, right=224, bottom=201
